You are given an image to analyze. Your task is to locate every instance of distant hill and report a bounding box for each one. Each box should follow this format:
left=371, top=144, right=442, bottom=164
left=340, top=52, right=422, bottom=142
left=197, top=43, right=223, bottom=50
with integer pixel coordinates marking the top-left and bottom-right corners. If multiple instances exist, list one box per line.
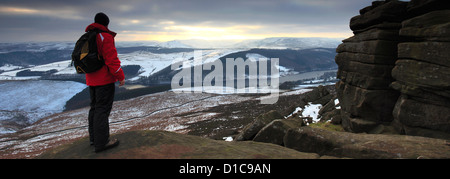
left=0, top=50, right=72, bottom=67
left=160, top=37, right=342, bottom=49
left=235, top=37, right=342, bottom=49
left=220, top=48, right=337, bottom=73
left=0, top=37, right=341, bottom=67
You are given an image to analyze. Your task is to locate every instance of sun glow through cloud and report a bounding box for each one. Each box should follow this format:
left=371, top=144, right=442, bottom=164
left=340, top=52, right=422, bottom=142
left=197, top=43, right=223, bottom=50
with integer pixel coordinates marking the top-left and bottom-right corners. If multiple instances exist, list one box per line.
left=116, top=23, right=352, bottom=42
left=116, top=30, right=351, bottom=42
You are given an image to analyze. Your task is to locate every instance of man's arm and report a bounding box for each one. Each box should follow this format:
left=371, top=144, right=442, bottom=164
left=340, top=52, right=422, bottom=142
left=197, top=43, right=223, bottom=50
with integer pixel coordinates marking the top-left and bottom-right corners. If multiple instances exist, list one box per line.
left=101, top=33, right=125, bottom=84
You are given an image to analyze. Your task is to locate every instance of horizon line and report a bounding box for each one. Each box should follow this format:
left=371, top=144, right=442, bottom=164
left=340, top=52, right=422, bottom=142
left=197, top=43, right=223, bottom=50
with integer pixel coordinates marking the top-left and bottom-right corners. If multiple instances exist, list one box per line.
left=0, top=36, right=347, bottom=44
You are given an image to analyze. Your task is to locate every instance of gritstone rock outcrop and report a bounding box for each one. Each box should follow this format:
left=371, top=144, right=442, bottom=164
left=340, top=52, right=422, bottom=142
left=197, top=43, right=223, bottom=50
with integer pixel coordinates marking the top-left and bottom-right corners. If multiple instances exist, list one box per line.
left=335, top=0, right=450, bottom=138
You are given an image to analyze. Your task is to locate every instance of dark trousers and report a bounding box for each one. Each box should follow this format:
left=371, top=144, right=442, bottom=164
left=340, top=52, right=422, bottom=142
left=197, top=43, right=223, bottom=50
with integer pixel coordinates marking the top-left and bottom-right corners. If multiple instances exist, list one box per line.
left=88, top=83, right=115, bottom=148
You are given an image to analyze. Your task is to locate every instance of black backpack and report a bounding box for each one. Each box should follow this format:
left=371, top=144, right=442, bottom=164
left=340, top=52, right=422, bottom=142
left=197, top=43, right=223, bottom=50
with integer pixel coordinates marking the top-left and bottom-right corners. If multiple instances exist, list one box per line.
left=71, top=30, right=105, bottom=74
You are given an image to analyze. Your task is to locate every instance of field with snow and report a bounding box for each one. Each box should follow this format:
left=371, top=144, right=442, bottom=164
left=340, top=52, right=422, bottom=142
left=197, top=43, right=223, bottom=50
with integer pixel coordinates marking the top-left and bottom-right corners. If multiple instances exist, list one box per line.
left=0, top=48, right=247, bottom=81
left=0, top=80, right=87, bottom=134
left=120, top=49, right=246, bottom=80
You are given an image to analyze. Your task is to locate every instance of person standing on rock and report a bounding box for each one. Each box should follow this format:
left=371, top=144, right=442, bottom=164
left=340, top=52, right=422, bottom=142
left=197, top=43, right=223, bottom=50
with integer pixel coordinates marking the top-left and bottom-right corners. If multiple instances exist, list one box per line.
left=85, top=12, right=125, bottom=153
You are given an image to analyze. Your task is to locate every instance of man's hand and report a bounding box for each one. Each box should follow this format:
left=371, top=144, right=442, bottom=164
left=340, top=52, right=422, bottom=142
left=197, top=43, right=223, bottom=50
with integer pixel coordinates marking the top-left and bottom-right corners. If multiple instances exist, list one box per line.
left=119, top=79, right=125, bottom=86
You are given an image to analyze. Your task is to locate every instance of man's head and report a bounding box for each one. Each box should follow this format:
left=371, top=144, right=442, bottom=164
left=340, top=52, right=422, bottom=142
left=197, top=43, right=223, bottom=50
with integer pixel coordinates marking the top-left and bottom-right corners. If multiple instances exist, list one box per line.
left=95, top=12, right=109, bottom=27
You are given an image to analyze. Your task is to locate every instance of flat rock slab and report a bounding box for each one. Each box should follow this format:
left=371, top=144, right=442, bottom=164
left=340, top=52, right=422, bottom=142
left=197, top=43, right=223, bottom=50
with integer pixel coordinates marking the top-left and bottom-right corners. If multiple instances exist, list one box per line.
left=284, top=127, right=450, bottom=159
left=37, top=130, right=319, bottom=159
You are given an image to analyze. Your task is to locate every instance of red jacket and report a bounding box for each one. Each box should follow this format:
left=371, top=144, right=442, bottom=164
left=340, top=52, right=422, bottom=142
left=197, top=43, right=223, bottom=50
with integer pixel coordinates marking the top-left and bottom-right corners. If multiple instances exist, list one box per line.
left=84, top=23, right=125, bottom=86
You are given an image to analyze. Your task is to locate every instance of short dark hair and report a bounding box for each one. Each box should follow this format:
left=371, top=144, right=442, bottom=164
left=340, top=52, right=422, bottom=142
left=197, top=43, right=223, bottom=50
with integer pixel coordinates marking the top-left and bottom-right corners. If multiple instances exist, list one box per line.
left=95, top=12, right=109, bottom=27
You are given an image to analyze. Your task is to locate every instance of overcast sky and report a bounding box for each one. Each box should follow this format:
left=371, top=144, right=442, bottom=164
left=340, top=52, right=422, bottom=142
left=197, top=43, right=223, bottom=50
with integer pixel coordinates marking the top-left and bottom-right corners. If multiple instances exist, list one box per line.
left=0, top=0, right=373, bottom=42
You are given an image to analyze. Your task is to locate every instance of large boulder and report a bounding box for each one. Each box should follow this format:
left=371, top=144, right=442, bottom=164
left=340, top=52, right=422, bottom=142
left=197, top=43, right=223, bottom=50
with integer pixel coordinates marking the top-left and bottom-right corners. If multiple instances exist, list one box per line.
left=253, top=119, right=304, bottom=145
left=304, top=85, right=334, bottom=106
left=284, top=127, right=450, bottom=159
left=235, top=110, right=283, bottom=141
left=340, top=110, right=379, bottom=133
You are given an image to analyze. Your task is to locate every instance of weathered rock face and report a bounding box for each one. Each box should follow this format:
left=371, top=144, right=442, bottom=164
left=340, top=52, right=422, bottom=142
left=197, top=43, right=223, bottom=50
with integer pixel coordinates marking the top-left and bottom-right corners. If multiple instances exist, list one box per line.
left=336, top=0, right=406, bottom=133
left=391, top=1, right=450, bottom=136
left=336, top=0, right=450, bottom=138
left=253, top=118, right=304, bottom=145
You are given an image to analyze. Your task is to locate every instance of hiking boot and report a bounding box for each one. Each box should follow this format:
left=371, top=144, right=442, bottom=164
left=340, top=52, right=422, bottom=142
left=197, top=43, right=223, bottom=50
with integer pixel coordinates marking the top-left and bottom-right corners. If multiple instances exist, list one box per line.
left=94, top=138, right=120, bottom=153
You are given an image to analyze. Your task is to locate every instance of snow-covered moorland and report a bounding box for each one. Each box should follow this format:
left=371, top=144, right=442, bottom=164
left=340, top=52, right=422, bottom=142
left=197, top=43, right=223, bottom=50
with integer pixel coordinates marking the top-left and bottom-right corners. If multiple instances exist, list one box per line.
left=0, top=80, right=86, bottom=133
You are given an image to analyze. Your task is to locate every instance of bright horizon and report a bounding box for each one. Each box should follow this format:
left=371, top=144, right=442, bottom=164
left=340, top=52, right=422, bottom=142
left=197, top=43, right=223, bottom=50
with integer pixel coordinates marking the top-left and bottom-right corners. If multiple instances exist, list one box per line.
left=0, top=0, right=372, bottom=43
left=115, top=26, right=353, bottom=43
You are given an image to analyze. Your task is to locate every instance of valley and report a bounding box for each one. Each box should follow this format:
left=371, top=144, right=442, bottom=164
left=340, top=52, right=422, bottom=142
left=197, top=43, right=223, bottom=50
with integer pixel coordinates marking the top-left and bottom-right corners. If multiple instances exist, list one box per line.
left=0, top=38, right=339, bottom=134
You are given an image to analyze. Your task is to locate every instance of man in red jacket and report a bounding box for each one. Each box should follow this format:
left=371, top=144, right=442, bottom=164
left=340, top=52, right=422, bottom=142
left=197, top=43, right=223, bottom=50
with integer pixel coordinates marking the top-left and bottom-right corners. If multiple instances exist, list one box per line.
left=86, top=12, right=125, bottom=153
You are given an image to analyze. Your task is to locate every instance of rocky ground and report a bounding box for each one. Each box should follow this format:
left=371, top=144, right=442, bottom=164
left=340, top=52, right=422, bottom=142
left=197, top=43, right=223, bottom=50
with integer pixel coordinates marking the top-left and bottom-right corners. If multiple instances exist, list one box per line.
left=37, top=130, right=320, bottom=159
left=39, top=127, right=449, bottom=159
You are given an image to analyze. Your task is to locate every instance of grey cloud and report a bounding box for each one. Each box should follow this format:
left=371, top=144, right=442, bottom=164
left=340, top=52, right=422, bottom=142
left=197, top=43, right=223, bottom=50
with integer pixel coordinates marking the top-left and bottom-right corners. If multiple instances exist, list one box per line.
left=0, top=0, right=373, bottom=42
